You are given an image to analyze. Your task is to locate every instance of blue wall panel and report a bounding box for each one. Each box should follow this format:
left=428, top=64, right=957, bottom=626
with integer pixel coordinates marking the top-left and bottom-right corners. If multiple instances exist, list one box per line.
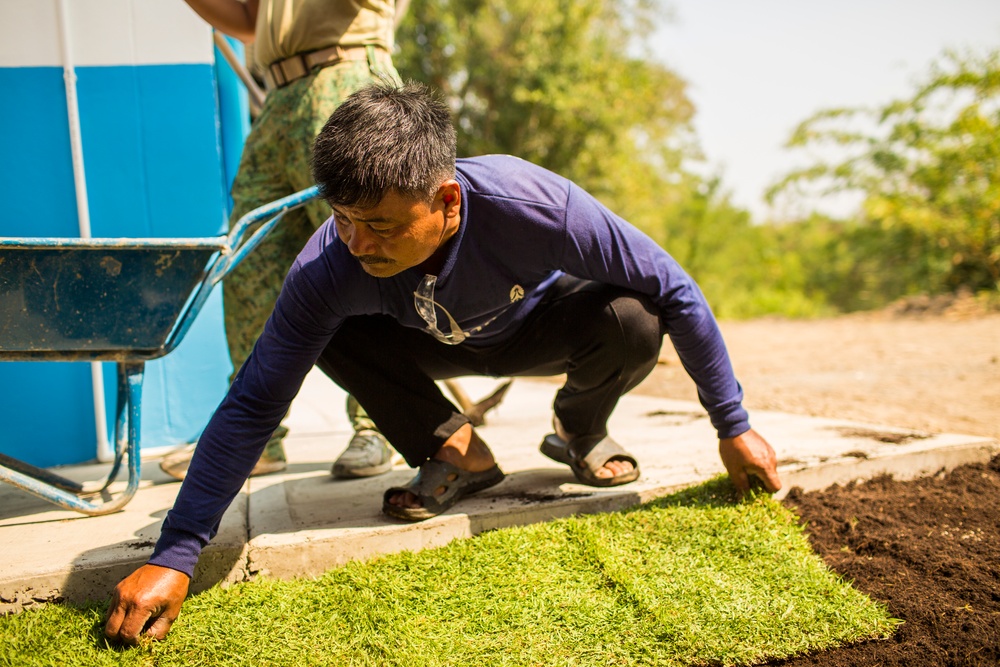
left=0, top=363, right=96, bottom=468
left=76, top=64, right=228, bottom=237
left=0, top=67, right=79, bottom=236
left=138, top=65, right=229, bottom=236
left=214, top=38, right=251, bottom=211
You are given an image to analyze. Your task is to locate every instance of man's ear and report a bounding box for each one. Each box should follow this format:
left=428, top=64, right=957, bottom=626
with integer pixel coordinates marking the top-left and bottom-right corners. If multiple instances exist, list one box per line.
left=437, top=180, right=461, bottom=217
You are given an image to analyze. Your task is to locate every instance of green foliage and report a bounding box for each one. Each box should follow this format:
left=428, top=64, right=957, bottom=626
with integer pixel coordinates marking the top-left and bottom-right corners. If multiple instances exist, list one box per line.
left=769, top=48, right=1000, bottom=301
left=392, top=0, right=853, bottom=318
left=771, top=214, right=963, bottom=312
left=0, top=478, right=897, bottom=666
left=658, top=180, right=834, bottom=319
left=394, top=4, right=1000, bottom=315
left=394, top=0, right=696, bottom=233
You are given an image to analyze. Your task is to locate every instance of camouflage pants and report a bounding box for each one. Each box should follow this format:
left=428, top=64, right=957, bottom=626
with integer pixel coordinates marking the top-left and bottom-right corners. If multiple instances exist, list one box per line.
left=224, top=50, right=398, bottom=443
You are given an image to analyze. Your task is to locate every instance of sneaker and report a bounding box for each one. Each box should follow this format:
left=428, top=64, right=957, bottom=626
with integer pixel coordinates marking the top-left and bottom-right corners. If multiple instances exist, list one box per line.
left=159, top=444, right=197, bottom=481
left=331, top=430, right=394, bottom=479
left=250, top=437, right=288, bottom=477
left=159, top=438, right=287, bottom=481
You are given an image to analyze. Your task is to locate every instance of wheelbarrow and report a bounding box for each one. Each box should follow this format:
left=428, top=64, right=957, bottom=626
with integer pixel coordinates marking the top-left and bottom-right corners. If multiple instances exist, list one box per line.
left=0, top=187, right=319, bottom=515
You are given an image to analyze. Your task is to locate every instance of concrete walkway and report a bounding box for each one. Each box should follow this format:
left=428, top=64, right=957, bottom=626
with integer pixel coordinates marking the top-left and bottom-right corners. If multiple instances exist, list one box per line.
left=1, top=371, right=995, bottom=614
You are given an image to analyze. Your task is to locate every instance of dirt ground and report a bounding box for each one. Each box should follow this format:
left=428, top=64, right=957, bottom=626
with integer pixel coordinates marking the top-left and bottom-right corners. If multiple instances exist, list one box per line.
left=766, top=457, right=1000, bottom=667
left=634, top=302, right=1000, bottom=666
left=636, top=308, right=1000, bottom=443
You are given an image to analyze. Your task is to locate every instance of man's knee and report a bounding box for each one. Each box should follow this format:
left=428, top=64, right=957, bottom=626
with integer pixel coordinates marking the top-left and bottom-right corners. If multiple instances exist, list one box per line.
left=558, top=283, right=663, bottom=373
left=605, top=292, right=663, bottom=374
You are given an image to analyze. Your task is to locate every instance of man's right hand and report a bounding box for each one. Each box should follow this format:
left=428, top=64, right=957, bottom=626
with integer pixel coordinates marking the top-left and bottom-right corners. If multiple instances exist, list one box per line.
left=104, top=564, right=190, bottom=645
left=719, top=428, right=782, bottom=497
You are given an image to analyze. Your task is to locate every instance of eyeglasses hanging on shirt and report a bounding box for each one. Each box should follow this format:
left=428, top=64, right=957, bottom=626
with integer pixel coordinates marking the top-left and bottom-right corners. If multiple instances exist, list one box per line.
left=413, top=274, right=508, bottom=345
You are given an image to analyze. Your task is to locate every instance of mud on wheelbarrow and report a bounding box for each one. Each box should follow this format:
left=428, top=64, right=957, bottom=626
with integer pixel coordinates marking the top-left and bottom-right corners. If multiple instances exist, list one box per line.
left=0, top=187, right=319, bottom=515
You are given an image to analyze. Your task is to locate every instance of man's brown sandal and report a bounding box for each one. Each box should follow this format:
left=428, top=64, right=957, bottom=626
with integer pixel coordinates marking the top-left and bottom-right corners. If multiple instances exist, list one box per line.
left=539, top=433, right=640, bottom=487
left=382, top=459, right=506, bottom=521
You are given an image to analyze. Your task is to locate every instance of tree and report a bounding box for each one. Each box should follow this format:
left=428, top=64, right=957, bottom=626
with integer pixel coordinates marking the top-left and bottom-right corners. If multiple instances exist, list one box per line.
left=393, top=0, right=697, bottom=234
left=768, top=49, right=1000, bottom=296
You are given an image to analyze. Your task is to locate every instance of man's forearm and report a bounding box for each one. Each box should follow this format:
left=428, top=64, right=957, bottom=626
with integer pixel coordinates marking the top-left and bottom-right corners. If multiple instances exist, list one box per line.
left=184, top=0, right=258, bottom=42
left=667, top=305, right=750, bottom=438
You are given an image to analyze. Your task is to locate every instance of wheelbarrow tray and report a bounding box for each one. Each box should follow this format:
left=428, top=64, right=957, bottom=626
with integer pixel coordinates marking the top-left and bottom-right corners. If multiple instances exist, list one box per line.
left=0, top=187, right=318, bottom=515
left=0, top=238, right=224, bottom=361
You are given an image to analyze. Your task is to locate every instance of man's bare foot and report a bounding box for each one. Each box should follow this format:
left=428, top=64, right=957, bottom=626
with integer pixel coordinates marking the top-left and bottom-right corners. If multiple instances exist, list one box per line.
left=553, top=416, right=633, bottom=480
left=386, top=424, right=496, bottom=510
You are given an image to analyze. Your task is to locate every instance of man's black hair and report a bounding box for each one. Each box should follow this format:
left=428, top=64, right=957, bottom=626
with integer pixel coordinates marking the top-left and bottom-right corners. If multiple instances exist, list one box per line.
left=311, top=80, right=457, bottom=209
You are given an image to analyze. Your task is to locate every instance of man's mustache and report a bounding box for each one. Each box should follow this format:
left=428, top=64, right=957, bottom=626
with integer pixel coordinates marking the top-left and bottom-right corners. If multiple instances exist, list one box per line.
left=356, top=255, right=394, bottom=265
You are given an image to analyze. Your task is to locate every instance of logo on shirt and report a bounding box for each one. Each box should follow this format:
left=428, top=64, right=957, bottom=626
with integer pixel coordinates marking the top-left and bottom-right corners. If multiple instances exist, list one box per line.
left=510, top=285, right=524, bottom=302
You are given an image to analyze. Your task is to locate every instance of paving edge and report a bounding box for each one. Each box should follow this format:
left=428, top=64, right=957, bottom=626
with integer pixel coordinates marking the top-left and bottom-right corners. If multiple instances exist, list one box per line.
left=774, top=439, right=999, bottom=500
left=3, top=438, right=996, bottom=615
left=249, top=438, right=999, bottom=582
left=0, top=544, right=248, bottom=616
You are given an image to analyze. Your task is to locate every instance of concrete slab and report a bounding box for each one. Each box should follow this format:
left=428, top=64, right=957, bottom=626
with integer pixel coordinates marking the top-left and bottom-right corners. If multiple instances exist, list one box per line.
left=1, top=369, right=995, bottom=614
left=0, top=461, right=247, bottom=614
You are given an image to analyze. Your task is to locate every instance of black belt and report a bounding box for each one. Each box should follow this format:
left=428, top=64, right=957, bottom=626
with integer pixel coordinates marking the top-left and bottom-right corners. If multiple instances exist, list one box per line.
left=267, top=44, right=389, bottom=89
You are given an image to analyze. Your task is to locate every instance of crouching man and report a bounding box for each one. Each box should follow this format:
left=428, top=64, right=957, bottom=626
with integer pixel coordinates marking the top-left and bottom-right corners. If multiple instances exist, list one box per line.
left=104, top=81, right=780, bottom=644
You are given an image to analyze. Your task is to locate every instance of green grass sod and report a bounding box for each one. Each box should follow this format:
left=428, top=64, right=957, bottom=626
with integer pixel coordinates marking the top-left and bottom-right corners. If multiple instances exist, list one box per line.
left=0, top=478, right=898, bottom=666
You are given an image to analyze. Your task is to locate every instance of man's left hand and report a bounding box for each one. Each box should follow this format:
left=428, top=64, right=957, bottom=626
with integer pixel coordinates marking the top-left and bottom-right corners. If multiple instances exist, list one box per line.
left=719, top=428, right=782, bottom=496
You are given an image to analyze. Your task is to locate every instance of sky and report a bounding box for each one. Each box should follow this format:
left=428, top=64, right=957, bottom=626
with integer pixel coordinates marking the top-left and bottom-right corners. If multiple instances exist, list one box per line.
left=654, top=0, right=1000, bottom=220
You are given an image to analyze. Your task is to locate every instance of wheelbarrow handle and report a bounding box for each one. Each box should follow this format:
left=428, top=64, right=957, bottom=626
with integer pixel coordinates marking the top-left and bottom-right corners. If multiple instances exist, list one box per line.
left=211, top=185, right=321, bottom=284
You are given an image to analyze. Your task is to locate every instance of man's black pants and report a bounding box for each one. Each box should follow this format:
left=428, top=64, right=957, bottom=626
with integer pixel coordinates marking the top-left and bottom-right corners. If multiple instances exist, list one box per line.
left=315, top=275, right=664, bottom=467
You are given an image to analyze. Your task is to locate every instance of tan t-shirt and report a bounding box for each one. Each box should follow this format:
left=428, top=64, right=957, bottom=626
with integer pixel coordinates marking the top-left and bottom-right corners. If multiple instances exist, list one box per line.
left=253, top=0, right=395, bottom=68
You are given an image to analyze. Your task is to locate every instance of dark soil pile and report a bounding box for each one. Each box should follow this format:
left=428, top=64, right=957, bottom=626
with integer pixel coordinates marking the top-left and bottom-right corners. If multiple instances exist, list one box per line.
left=767, top=455, right=1000, bottom=667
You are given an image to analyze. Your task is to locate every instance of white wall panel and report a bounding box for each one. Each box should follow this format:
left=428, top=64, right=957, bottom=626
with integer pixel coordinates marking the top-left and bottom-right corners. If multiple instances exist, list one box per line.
left=0, top=0, right=62, bottom=67
left=132, top=1, right=215, bottom=65
left=0, top=0, right=213, bottom=68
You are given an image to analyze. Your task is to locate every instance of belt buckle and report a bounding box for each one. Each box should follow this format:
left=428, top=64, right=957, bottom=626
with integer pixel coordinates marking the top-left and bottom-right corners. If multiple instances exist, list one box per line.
left=270, top=54, right=308, bottom=88
left=279, top=55, right=308, bottom=85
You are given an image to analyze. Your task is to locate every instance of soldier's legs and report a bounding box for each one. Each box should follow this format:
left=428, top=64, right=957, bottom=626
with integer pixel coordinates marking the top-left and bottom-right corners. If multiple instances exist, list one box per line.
left=162, top=58, right=398, bottom=481
left=227, top=59, right=401, bottom=475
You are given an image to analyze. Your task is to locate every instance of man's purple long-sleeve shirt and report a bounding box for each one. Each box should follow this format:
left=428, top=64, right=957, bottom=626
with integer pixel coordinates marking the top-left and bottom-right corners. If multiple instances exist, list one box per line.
left=149, top=155, right=750, bottom=577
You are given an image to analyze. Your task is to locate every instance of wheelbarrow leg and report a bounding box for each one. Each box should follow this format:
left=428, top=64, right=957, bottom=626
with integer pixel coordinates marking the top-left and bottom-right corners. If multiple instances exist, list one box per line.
left=0, top=452, right=86, bottom=494
left=98, top=360, right=134, bottom=491
left=0, top=361, right=144, bottom=515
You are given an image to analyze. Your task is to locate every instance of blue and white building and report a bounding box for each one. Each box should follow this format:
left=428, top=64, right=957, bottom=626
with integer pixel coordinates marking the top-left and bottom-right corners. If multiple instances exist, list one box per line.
left=0, top=1, right=250, bottom=467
